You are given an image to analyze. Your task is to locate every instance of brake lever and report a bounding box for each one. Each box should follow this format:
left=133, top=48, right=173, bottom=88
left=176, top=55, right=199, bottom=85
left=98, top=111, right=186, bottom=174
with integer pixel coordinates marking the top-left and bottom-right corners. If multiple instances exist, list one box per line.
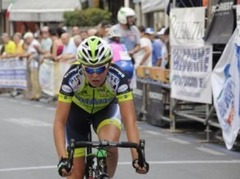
left=137, top=139, right=149, bottom=173
left=66, top=139, right=75, bottom=171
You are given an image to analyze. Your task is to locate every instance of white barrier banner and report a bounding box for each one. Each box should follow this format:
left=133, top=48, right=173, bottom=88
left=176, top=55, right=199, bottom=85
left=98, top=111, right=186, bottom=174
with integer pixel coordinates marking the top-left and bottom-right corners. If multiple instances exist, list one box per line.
left=0, top=58, right=27, bottom=89
left=170, top=7, right=205, bottom=46
left=39, top=60, right=71, bottom=97
left=170, top=45, right=212, bottom=104
left=211, top=29, right=240, bottom=149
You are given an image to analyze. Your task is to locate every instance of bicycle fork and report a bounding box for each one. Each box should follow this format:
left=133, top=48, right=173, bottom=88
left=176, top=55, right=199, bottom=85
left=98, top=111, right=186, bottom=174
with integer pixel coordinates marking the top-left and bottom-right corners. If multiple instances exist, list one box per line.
left=85, top=149, right=108, bottom=179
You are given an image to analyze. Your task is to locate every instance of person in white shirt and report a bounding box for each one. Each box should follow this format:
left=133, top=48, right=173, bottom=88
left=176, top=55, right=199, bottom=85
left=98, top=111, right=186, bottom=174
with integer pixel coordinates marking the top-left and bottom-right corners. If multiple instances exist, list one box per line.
left=134, top=26, right=152, bottom=67
left=130, top=26, right=153, bottom=89
left=156, top=28, right=168, bottom=68
left=22, top=32, right=42, bottom=100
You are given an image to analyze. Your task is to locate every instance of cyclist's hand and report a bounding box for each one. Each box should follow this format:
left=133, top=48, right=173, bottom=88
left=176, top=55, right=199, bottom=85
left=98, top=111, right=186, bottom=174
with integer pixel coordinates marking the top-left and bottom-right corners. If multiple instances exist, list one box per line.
left=57, top=157, right=72, bottom=177
left=132, top=159, right=149, bottom=174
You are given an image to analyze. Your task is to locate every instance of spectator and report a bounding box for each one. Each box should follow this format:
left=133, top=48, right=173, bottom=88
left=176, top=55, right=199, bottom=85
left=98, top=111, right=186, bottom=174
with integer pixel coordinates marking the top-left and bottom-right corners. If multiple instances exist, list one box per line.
left=131, top=25, right=152, bottom=88
left=87, top=28, right=98, bottom=36
left=71, top=26, right=80, bottom=37
left=56, top=32, right=77, bottom=62
left=35, top=26, right=52, bottom=55
left=134, top=25, right=152, bottom=67
left=73, top=35, right=82, bottom=48
left=145, top=27, right=162, bottom=66
left=1, top=33, right=16, bottom=58
left=13, top=32, right=24, bottom=57
left=97, top=21, right=112, bottom=41
left=156, top=27, right=168, bottom=68
left=40, top=27, right=65, bottom=62
left=80, top=30, right=88, bottom=41
left=21, top=32, right=41, bottom=100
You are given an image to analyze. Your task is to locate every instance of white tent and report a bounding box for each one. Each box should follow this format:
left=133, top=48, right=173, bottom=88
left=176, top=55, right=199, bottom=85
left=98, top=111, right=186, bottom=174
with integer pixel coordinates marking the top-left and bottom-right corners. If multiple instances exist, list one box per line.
left=141, top=0, right=169, bottom=13
left=9, top=0, right=81, bottom=22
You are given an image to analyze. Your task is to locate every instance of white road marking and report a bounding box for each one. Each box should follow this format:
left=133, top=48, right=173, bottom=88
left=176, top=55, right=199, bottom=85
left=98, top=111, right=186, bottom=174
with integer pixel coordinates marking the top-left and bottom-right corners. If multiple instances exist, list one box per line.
left=0, top=165, right=56, bottom=172
left=20, top=102, right=31, bottom=105
left=1, top=160, right=240, bottom=172
left=144, top=130, right=164, bottom=136
left=33, top=104, right=43, bottom=108
left=167, top=137, right=190, bottom=144
left=2, top=118, right=52, bottom=127
left=46, top=107, right=56, bottom=111
left=118, top=160, right=240, bottom=165
left=196, top=147, right=225, bottom=156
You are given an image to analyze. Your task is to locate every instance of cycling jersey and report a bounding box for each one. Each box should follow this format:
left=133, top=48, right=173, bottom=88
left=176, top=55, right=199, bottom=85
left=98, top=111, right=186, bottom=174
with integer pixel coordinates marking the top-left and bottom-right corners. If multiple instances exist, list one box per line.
left=58, top=62, right=133, bottom=114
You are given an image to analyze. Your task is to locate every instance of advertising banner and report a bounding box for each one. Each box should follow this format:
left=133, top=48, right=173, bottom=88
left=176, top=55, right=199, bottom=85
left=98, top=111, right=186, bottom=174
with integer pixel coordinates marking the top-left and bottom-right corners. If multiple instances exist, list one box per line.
left=211, top=29, right=240, bottom=149
left=39, top=60, right=71, bottom=97
left=170, top=7, right=205, bottom=46
left=171, top=45, right=212, bottom=103
left=0, top=58, right=27, bottom=89
left=204, top=0, right=235, bottom=44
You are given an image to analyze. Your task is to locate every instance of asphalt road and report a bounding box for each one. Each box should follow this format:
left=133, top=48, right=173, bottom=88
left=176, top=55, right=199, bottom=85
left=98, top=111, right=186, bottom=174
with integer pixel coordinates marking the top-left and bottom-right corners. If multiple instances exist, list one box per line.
left=1, top=94, right=240, bottom=179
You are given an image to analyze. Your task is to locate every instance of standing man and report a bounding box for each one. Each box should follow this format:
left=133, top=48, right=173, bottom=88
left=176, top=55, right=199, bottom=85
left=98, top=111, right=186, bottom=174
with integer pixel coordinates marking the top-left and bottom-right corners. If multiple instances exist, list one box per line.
left=34, top=26, right=52, bottom=56
left=110, top=7, right=141, bottom=85
left=145, top=27, right=162, bottom=67
left=22, top=32, right=42, bottom=100
left=56, top=32, right=77, bottom=62
left=111, top=7, right=140, bottom=57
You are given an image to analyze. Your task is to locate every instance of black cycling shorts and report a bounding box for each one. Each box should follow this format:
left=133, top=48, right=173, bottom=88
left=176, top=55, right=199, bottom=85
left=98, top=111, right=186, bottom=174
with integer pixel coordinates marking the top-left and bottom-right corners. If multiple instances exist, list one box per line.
left=65, top=101, right=121, bottom=157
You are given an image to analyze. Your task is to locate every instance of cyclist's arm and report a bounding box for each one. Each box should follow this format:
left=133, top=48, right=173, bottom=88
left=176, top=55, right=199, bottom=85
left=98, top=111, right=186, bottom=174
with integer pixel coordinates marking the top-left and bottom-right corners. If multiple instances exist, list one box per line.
left=53, top=100, right=71, bottom=159
left=119, top=99, right=139, bottom=160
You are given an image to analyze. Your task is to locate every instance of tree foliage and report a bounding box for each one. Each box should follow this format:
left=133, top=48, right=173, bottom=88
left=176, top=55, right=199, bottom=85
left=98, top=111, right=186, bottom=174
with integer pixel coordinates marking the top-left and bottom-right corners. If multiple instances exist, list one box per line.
left=63, top=8, right=112, bottom=27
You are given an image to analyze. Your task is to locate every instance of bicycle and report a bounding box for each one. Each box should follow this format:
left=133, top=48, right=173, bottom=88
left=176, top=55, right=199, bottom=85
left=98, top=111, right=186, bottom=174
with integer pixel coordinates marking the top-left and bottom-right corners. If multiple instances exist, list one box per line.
left=58, top=124, right=149, bottom=178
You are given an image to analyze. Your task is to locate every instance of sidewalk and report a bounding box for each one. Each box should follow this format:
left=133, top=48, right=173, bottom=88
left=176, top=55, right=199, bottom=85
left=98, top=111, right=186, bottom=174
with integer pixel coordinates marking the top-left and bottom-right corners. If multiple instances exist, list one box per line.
left=0, top=90, right=57, bottom=106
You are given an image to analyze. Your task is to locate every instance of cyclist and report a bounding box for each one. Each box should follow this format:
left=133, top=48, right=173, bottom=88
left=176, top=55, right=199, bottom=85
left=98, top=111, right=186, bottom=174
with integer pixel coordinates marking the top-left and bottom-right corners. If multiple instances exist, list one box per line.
left=53, top=36, right=149, bottom=178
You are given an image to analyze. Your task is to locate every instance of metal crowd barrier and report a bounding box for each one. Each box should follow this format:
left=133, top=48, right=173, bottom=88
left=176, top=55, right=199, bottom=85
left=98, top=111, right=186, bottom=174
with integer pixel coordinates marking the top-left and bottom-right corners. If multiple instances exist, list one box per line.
left=133, top=66, right=222, bottom=143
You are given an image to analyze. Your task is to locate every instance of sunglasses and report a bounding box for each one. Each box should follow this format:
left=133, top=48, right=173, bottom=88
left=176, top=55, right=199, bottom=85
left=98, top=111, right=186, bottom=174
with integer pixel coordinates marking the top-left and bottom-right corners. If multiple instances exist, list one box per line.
left=83, top=64, right=109, bottom=74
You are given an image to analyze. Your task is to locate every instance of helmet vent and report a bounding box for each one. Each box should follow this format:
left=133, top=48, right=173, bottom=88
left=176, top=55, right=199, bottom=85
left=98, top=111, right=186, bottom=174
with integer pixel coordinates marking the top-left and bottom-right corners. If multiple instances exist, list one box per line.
left=82, top=50, right=88, bottom=58
left=99, top=48, right=104, bottom=56
left=88, top=50, right=92, bottom=57
left=95, top=49, right=99, bottom=56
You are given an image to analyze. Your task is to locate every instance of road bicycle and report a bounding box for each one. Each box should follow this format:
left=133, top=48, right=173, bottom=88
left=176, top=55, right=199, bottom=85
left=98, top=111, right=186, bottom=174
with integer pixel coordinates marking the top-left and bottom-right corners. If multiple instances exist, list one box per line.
left=59, top=124, right=149, bottom=178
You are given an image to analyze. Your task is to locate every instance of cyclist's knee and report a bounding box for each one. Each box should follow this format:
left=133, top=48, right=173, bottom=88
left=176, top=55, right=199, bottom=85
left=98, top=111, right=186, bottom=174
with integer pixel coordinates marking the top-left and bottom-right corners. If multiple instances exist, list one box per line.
left=98, top=124, right=121, bottom=141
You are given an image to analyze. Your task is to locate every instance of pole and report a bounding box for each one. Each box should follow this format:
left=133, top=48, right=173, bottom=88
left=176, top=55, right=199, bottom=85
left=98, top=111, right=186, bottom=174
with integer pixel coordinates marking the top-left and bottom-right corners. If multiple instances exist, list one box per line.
left=172, top=0, right=176, bottom=8
left=0, top=0, right=2, bottom=12
left=124, top=0, right=129, bottom=7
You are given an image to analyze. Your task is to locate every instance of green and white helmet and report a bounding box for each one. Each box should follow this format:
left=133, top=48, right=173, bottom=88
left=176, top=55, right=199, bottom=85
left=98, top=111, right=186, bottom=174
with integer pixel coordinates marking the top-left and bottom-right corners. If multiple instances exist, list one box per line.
left=77, top=36, right=112, bottom=66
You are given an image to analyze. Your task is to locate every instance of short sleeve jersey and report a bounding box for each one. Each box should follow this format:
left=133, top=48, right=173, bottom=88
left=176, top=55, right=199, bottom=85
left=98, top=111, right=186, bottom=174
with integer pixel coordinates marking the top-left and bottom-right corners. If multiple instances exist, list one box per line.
left=58, top=63, right=133, bottom=114
left=110, top=24, right=140, bottom=51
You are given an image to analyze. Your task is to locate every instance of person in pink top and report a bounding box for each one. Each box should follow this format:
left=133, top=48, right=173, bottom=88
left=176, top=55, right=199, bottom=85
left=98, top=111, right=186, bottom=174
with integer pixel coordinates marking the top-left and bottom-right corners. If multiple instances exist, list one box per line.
left=108, top=29, right=134, bottom=84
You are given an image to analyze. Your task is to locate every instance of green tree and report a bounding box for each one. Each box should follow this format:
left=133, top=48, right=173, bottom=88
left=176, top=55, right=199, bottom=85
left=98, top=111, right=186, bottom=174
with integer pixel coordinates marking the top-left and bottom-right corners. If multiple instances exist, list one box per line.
left=63, top=8, right=112, bottom=27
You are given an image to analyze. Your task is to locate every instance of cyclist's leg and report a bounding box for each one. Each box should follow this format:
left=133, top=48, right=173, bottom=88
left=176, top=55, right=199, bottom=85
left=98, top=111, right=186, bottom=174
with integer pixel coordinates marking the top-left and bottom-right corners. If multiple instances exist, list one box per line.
left=67, top=157, right=85, bottom=179
left=66, top=103, right=90, bottom=178
left=92, top=101, right=122, bottom=178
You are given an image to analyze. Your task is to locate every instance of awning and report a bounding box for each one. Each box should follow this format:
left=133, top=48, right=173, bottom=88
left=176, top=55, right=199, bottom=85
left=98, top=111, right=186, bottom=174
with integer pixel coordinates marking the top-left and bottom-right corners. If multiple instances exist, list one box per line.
left=141, top=0, right=169, bottom=13
left=2, top=0, right=12, bottom=10
left=9, top=0, right=81, bottom=22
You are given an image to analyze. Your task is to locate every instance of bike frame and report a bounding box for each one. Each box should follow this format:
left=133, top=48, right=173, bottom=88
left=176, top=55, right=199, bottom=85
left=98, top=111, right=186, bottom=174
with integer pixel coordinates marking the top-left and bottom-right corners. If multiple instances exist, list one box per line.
left=85, top=124, right=108, bottom=178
